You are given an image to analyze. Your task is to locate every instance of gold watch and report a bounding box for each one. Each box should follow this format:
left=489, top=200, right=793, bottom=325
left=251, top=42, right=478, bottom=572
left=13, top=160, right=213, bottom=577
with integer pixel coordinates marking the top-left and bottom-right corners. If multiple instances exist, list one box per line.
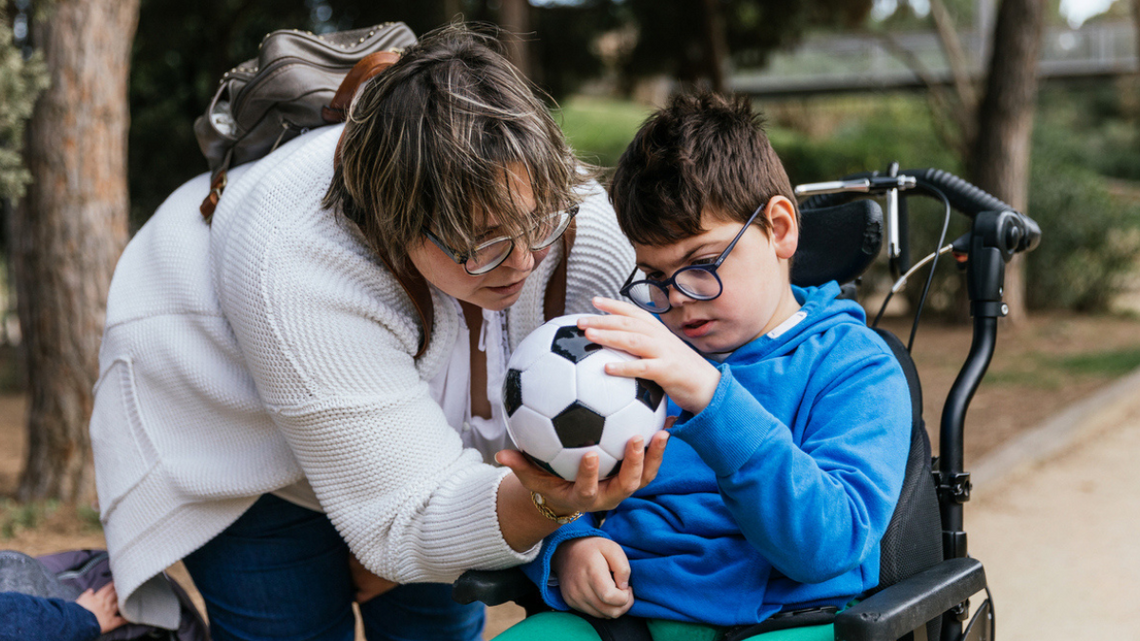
left=530, top=491, right=582, bottom=525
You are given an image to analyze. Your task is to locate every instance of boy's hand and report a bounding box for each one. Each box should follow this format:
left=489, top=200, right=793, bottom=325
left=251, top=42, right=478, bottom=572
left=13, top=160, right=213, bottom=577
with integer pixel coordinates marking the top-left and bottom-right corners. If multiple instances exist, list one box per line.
left=579, top=297, right=721, bottom=415
left=75, top=583, right=128, bottom=633
left=497, top=429, right=669, bottom=516
left=349, top=553, right=399, bottom=603
left=552, top=537, right=634, bottom=619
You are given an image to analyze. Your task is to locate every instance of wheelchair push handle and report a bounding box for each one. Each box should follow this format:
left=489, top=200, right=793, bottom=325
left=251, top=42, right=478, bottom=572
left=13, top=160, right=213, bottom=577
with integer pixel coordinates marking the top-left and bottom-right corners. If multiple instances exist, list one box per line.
left=797, top=168, right=1041, bottom=258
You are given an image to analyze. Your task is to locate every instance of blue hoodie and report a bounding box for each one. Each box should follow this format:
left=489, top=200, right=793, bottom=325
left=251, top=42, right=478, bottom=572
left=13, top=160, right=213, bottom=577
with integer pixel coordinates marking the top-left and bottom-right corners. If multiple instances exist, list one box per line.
left=523, top=282, right=912, bottom=626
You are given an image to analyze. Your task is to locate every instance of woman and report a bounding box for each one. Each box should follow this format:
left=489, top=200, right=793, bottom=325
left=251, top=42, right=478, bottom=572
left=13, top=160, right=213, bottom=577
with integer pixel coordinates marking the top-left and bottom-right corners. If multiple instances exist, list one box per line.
left=90, top=26, right=667, bottom=641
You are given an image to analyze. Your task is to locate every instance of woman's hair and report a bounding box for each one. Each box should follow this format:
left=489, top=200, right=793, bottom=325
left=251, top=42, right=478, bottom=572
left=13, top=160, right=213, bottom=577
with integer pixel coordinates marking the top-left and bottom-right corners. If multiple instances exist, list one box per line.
left=323, top=24, right=587, bottom=269
left=609, top=91, right=797, bottom=247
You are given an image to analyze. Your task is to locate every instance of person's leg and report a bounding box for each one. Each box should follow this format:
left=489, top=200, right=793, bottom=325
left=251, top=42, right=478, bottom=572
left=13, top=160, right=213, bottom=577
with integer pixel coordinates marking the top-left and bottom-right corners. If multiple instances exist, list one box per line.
left=183, top=494, right=356, bottom=641
left=490, top=611, right=603, bottom=641
left=358, top=581, right=485, bottom=641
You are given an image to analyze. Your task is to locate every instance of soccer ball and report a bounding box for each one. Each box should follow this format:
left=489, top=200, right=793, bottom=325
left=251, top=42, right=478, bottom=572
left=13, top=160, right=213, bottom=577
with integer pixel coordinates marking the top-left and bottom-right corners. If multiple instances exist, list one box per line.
left=502, top=314, right=667, bottom=481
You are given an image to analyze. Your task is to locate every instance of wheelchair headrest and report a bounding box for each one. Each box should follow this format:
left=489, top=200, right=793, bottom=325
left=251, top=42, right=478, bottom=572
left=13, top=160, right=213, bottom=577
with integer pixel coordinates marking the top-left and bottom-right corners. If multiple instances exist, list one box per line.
left=790, top=199, right=883, bottom=288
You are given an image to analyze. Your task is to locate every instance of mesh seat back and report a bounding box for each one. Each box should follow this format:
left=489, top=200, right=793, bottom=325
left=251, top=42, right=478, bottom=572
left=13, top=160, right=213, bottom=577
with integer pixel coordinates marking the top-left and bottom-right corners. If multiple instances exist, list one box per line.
left=872, top=328, right=944, bottom=641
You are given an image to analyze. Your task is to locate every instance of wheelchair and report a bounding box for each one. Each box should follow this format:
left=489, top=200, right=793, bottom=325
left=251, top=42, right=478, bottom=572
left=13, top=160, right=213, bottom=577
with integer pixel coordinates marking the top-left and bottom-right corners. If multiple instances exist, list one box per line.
left=453, top=165, right=1041, bottom=641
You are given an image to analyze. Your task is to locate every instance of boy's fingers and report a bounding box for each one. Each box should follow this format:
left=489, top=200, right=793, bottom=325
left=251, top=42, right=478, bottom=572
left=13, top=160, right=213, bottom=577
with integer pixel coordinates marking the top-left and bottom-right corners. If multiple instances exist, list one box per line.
left=603, top=548, right=632, bottom=591
left=590, top=296, right=648, bottom=318
left=586, top=564, right=628, bottom=609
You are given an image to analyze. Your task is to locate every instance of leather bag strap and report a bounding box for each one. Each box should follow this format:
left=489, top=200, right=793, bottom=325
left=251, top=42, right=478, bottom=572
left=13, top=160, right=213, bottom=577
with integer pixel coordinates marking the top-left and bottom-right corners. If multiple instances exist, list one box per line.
left=322, top=50, right=402, bottom=124
left=543, top=219, right=576, bottom=322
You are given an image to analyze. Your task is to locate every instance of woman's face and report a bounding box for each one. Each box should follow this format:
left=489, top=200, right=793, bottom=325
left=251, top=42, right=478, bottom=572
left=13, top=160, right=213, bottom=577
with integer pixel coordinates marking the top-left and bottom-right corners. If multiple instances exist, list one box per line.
left=406, top=165, right=552, bottom=312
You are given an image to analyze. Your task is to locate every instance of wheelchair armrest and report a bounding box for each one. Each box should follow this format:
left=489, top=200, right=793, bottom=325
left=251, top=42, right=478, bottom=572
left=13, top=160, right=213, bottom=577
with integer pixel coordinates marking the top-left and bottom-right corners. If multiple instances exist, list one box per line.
left=834, top=557, right=986, bottom=641
left=452, top=567, right=537, bottom=606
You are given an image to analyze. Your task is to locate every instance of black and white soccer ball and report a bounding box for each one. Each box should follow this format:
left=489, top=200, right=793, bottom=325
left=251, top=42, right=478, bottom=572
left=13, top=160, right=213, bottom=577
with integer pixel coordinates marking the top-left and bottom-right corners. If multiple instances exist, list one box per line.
left=502, top=314, right=667, bottom=481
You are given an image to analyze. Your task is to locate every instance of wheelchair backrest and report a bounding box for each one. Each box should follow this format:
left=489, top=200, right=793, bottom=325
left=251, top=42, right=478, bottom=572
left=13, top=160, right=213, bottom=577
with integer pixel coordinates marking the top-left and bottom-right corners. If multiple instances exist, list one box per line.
left=790, top=199, right=883, bottom=289
left=789, top=199, right=944, bottom=639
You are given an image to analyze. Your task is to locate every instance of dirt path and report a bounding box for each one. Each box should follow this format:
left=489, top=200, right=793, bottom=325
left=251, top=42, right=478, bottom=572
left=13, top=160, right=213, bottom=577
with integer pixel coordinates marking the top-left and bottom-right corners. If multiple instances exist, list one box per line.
left=969, top=383, right=1140, bottom=640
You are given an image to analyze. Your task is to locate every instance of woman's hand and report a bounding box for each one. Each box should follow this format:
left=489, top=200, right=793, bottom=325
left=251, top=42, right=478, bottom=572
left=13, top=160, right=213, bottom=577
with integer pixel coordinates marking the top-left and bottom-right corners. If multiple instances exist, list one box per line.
left=552, top=537, right=634, bottom=619
left=75, top=583, right=128, bottom=633
left=579, top=297, right=721, bottom=415
left=349, top=554, right=399, bottom=603
left=496, top=428, right=668, bottom=517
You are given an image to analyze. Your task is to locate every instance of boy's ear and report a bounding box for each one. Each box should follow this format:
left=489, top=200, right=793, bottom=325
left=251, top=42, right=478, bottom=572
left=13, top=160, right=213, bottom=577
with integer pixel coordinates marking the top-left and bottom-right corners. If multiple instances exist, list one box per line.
left=765, top=196, right=798, bottom=260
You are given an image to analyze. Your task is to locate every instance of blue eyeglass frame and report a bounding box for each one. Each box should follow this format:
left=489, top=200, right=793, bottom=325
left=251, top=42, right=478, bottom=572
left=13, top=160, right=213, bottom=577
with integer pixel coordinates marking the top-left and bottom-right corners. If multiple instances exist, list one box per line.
left=619, top=201, right=766, bottom=313
left=423, top=205, right=578, bottom=276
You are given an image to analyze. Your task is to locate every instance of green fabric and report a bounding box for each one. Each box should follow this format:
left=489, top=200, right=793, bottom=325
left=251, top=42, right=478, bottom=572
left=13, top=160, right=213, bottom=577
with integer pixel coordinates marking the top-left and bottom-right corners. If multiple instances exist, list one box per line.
left=491, top=612, right=834, bottom=641
left=491, top=612, right=602, bottom=640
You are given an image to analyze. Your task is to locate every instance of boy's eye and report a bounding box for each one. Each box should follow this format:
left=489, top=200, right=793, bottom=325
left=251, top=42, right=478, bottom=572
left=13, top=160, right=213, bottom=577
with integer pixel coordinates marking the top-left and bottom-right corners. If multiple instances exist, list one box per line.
left=690, top=257, right=716, bottom=267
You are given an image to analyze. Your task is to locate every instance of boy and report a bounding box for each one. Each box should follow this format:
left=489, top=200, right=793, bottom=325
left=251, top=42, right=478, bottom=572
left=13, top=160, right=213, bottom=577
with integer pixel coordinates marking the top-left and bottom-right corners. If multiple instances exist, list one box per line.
left=500, top=92, right=912, bottom=640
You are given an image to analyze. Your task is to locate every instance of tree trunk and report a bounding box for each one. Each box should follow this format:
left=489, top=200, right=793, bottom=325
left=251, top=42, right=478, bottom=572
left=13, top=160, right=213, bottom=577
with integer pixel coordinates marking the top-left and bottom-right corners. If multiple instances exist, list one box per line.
left=967, top=0, right=1044, bottom=323
left=499, top=0, right=532, bottom=79
left=13, top=0, right=137, bottom=503
left=701, top=0, right=728, bottom=93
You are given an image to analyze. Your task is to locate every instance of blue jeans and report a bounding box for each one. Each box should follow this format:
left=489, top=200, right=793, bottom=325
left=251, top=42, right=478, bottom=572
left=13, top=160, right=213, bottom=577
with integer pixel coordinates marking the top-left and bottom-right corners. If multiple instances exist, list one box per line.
left=183, top=494, right=485, bottom=641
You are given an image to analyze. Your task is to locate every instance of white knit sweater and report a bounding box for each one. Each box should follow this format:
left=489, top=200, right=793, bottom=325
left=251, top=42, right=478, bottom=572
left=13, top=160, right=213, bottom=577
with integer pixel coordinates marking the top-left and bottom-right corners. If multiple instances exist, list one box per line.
left=90, top=125, right=635, bottom=627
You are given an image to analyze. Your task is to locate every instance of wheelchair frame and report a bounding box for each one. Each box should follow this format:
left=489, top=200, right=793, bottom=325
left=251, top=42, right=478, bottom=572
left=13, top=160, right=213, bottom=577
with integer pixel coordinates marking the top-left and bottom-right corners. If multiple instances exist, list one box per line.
left=454, top=165, right=1041, bottom=641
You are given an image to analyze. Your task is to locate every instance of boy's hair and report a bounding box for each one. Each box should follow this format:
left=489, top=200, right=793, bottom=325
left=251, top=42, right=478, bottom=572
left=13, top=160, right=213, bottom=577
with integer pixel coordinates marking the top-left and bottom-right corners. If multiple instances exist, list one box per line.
left=609, top=91, right=797, bottom=247
left=323, top=24, right=587, bottom=270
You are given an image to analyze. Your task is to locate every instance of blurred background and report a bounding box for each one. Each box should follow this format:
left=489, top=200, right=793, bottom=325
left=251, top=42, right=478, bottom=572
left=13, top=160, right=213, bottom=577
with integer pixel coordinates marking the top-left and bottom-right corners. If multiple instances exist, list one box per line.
left=0, top=5, right=1139, bottom=635
left=1, top=2, right=1139, bottom=639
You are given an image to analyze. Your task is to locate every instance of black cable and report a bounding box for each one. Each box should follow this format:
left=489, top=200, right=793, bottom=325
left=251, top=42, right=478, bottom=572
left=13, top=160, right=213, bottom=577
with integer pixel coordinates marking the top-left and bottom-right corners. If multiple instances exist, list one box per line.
left=871, top=288, right=894, bottom=328
left=906, top=185, right=952, bottom=353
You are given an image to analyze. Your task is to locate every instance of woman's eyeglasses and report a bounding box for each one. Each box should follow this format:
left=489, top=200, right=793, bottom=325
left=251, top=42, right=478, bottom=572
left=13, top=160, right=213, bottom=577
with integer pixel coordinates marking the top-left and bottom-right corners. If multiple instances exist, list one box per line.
left=619, top=202, right=765, bottom=313
left=424, top=206, right=578, bottom=275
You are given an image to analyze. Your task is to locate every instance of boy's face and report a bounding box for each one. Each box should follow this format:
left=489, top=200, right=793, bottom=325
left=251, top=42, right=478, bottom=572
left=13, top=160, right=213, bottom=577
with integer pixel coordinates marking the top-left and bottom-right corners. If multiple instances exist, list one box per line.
left=631, top=196, right=801, bottom=354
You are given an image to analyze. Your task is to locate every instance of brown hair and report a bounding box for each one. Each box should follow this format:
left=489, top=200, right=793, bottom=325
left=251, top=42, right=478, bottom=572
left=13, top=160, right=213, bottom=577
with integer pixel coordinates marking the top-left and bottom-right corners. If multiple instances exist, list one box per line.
left=323, top=24, right=588, bottom=269
left=609, top=91, right=796, bottom=247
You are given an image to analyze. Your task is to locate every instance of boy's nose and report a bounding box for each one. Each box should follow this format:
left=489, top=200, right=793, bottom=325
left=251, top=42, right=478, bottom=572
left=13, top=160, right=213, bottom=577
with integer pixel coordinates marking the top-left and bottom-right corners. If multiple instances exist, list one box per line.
left=667, top=284, right=696, bottom=307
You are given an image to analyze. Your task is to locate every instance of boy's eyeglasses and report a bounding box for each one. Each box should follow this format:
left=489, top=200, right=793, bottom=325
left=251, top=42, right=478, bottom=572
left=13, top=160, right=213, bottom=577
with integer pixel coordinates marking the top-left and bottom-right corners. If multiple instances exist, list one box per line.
left=424, top=206, right=578, bottom=275
left=619, top=202, right=765, bottom=314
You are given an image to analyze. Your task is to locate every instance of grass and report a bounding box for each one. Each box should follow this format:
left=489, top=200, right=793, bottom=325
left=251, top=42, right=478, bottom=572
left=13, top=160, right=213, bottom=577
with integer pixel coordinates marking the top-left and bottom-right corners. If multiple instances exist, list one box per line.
left=552, top=96, right=653, bottom=168
left=0, top=499, right=59, bottom=539
left=984, top=348, right=1140, bottom=389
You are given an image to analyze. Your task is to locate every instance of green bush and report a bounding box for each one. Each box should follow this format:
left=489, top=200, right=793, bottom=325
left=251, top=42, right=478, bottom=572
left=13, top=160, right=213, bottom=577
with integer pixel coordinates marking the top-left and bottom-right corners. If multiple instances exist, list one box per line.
left=551, top=93, right=1140, bottom=315
left=1025, top=132, right=1140, bottom=311
left=554, top=97, right=654, bottom=169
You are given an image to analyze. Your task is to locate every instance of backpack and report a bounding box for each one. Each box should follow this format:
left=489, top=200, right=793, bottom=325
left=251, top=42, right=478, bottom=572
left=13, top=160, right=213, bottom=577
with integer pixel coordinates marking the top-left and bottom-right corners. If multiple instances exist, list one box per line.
left=0, top=548, right=209, bottom=640
left=194, top=22, right=417, bottom=220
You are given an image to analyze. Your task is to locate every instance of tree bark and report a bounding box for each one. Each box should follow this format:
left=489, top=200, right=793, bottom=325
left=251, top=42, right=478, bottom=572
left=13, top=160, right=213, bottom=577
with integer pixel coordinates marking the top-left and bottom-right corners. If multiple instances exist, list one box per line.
left=967, top=0, right=1045, bottom=323
left=13, top=0, right=137, bottom=503
left=701, top=0, right=728, bottom=93
left=499, top=0, right=532, bottom=79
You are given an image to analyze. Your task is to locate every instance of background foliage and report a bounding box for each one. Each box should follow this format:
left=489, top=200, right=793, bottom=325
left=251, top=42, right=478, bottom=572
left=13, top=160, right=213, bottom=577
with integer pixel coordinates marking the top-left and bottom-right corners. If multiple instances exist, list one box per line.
left=0, top=0, right=47, bottom=201
left=123, top=0, right=1140, bottom=313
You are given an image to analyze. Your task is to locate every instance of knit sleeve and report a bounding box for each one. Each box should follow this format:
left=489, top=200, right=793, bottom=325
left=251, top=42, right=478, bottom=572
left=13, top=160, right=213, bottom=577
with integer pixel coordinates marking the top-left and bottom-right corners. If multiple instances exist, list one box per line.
left=564, top=184, right=636, bottom=315
left=211, top=127, right=538, bottom=582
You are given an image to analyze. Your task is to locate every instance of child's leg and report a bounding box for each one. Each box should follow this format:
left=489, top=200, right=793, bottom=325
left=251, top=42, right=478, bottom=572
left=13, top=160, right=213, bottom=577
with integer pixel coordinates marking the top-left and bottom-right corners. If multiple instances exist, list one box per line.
left=492, top=611, right=604, bottom=641
left=357, top=582, right=484, bottom=641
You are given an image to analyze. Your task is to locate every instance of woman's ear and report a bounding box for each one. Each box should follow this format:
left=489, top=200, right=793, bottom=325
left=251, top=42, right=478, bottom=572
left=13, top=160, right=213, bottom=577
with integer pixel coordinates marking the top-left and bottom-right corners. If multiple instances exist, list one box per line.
left=765, top=196, right=799, bottom=260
